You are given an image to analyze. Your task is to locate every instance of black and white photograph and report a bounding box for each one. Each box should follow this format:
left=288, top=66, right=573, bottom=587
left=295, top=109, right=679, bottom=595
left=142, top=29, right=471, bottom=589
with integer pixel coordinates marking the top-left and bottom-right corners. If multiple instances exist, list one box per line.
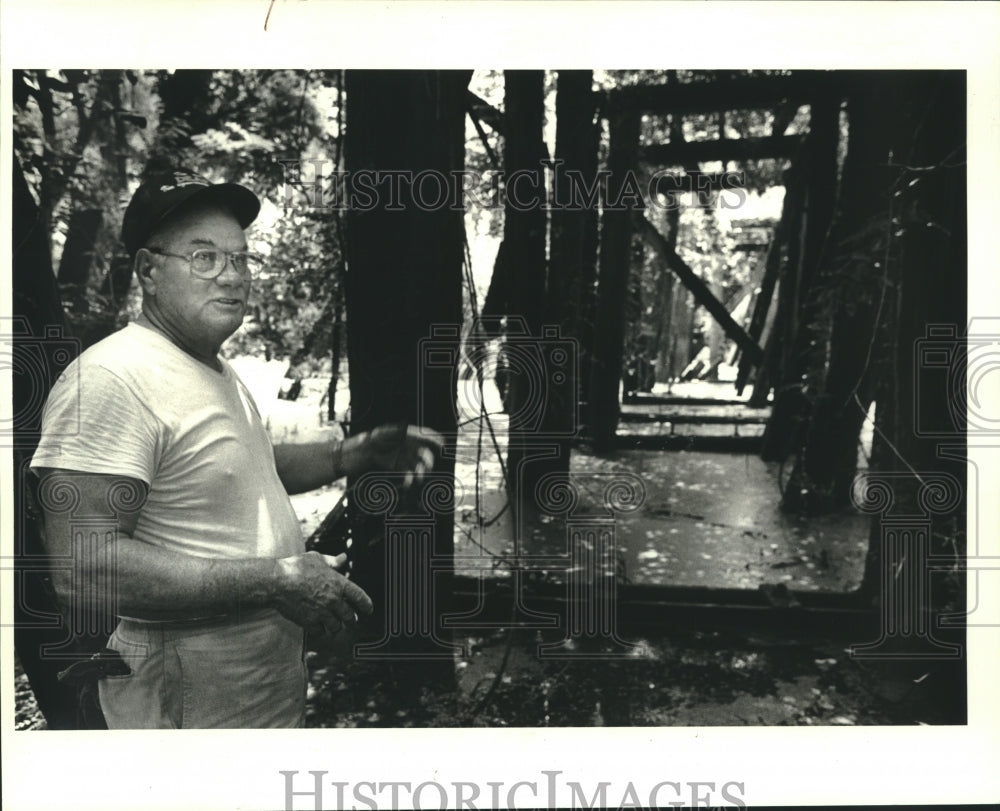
left=3, top=2, right=999, bottom=809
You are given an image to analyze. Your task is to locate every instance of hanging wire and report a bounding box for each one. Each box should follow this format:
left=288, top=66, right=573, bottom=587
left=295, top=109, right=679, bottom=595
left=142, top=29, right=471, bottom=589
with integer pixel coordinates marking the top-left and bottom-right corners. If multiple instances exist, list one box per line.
left=461, top=90, right=542, bottom=716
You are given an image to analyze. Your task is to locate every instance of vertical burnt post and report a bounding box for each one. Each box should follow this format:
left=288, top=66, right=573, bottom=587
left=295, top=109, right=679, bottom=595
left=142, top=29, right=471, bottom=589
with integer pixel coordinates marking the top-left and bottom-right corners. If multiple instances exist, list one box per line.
left=742, top=163, right=800, bottom=402
left=502, top=70, right=551, bottom=510
left=859, top=71, right=968, bottom=695
left=760, top=83, right=842, bottom=464
left=343, top=70, right=468, bottom=660
left=590, top=108, right=641, bottom=452
left=547, top=70, right=598, bottom=467
left=575, top=85, right=603, bottom=435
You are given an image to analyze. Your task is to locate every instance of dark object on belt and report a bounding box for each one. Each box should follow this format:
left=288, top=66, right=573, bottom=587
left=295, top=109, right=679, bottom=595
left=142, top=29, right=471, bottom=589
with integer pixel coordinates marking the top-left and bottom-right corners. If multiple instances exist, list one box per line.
left=57, top=648, right=131, bottom=684
left=57, top=648, right=130, bottom=730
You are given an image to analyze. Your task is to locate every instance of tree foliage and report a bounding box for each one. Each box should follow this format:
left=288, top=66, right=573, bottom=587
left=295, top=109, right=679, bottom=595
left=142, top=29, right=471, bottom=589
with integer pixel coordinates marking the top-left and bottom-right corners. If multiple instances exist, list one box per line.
left=14, top=69, right=347, bottom=363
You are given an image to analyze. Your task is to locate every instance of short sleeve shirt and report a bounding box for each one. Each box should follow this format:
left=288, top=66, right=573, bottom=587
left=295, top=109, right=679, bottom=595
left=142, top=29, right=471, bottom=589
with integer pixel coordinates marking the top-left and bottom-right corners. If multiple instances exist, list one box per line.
left=30, top=322, right=304, bottom=562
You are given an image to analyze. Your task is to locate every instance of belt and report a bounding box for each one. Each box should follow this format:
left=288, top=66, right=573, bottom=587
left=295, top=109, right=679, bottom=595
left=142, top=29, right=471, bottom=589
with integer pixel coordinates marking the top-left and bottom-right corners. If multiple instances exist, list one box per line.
left=117, top=607, right=278, bottom=633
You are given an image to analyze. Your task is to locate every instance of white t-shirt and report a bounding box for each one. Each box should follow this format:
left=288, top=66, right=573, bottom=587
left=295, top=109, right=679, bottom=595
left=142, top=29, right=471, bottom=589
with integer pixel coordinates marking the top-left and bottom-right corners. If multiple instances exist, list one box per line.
left=30, top=321, right=303, bottom=562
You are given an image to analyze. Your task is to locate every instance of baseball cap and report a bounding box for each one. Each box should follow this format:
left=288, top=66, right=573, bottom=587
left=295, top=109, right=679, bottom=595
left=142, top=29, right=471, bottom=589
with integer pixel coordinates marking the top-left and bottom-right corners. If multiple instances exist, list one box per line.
left=121, top=170, right=261, bottom=256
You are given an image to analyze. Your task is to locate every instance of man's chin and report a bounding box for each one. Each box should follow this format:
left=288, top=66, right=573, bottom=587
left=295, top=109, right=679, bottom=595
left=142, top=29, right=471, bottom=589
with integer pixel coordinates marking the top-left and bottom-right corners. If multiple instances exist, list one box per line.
left=210, top=309, right=246, bottom=340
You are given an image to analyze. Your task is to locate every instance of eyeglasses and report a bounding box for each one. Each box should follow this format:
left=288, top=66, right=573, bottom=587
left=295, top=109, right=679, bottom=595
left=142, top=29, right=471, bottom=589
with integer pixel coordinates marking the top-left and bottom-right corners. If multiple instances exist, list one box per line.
left=147, top=247, right=265, bottom=280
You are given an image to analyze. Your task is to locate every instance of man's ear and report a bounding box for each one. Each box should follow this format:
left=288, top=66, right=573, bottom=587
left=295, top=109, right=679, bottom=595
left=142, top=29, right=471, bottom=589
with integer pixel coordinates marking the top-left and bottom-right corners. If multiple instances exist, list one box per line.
left=134, top=249, right=158, bottom=294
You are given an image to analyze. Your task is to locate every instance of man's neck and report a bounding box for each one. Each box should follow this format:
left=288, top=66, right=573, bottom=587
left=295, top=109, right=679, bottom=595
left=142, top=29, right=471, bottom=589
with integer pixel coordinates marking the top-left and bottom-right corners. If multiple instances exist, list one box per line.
left=136, top=308, right=223, bottom=373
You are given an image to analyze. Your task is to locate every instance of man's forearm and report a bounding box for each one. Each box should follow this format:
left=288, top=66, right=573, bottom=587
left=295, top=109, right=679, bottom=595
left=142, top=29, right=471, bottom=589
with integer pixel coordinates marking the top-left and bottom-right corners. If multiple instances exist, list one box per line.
left=61, top=534, right=281, bottom=621
left=273, top=434, right=363, bottom=494
left=35, top=469, right=371, bottom=630
left=272, top=423, right=440, bottom=495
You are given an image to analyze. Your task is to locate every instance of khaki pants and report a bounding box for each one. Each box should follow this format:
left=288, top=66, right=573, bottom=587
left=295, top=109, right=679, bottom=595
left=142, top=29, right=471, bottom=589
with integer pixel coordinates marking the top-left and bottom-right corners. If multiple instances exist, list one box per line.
left=99, top=609, right=306, bottom=729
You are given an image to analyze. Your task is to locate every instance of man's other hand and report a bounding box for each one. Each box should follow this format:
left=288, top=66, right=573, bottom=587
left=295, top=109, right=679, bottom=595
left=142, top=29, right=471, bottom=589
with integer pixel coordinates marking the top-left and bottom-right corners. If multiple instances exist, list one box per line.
left=272, top=551, right=374, bottom=637
left=345, top=423, right=445, bottom=488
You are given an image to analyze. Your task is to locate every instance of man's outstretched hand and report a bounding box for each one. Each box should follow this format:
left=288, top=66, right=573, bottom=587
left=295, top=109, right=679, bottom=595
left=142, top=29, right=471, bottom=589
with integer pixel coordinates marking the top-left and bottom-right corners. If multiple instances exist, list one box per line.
left=342, top=423, right=445, bottom=488
left=272, top=552, right=373, bottom=637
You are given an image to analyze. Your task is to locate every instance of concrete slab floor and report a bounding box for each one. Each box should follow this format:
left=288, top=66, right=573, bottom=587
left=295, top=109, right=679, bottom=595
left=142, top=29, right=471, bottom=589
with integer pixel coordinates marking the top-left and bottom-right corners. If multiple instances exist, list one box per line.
left=452, top=446, right=870, bottom=593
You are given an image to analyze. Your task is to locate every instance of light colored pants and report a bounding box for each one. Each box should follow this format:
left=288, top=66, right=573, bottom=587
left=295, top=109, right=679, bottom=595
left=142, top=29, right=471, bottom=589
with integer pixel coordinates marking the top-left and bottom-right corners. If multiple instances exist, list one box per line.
left=99, top=609, right=306, bottom=729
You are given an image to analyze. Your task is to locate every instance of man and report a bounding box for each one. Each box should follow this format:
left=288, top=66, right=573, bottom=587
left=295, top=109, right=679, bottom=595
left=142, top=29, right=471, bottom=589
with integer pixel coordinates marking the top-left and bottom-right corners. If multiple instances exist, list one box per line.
left=30, top=170, right=442, bottom=728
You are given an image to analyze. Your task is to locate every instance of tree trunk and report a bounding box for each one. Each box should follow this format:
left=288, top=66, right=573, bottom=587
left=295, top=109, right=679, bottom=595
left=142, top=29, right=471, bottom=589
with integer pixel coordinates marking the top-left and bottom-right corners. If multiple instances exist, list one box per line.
left=95, top=71, right=135, bottom=317
left=652, top=270, right=676, bottom=385
left=99, top=254, right=135, bottom=312
left=343, top=70, right=467, bottom=666
left=669, top=281, right=694, bottom=382
left=704, top=232, right=728, bottom=378
left=622, top=235, right=649, bottom=399
left=12, top=157, right=90, bottom=728
left=147, top=69, right=216, bottom=173
left=57, top=208, right=104, bottom=312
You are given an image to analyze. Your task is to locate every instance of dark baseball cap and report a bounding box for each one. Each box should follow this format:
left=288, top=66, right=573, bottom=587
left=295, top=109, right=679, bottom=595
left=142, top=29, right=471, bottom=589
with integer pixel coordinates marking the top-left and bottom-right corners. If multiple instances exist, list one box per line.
left=121, top=170, right=261, bottom=256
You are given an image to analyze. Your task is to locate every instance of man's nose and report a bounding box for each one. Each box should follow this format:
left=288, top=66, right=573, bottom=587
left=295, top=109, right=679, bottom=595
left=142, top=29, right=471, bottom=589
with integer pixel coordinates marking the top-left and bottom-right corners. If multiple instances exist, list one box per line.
left=215, top=254, right=248, bottom=285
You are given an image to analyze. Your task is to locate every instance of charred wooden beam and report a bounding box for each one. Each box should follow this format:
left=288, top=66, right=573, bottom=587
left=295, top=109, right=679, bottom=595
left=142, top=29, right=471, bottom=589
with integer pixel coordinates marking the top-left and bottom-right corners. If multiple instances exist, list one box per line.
left=503, top=70, right=551, bottom=501
left=590, top=110, right=641, bottom=451
left=625, top=393, right=758, bottom=407
left=640, top=134, right=803, bottom=166
left=343, top=69, right=467, bottom=656
left=466, top=89, right=504, bottom=134
left=735, top=171, right=797, bottom=395
left=637, top=215, right=764, bottom=365
left=614, top=434, right=763, bottom=453
left=447, top=574, right=882, bottom=637
left=618, top=412, right=768, bottom=425
left=762, top=89, right=843, bottom=469
left=545, top=69, right=597, bottom=459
